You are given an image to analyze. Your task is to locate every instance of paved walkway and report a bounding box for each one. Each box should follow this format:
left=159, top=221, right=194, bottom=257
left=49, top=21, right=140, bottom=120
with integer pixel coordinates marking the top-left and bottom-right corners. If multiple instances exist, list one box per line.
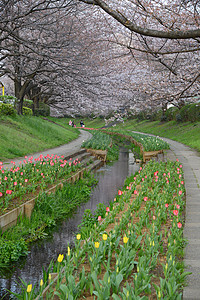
left=3, top=129, right=92, bottom=170
left=162, top=138, right=200, bottom=300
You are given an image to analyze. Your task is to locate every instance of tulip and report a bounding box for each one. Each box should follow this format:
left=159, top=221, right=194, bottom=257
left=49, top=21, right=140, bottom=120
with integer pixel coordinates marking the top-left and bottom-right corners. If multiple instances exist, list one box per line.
left=103, top=234, right=107, bottom=241
left=27, top=284, right=32, bottom=293
left=106, top=207, right=110, bottom=212
left=40, top=279, right=43, bottom=286
left=123, top=236, right=129, bottom=244
left=76, top=234, right=81, bottom=240
left=173, top=210, right=179, bottom=216
left=98, top=216, right=101, bottom=221
left=177, top=222, right=182, bottom=228
left=67, top=246, right=70, bottom=256
left=118, top=190, right=122, bottom=195
left=57, top=254, right=64, bottom=263
left=95, top=242, right=100, bottom=248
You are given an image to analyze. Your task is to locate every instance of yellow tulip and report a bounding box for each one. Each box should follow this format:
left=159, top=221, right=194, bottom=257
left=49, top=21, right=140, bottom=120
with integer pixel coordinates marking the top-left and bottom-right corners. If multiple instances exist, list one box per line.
left=49, top=274, right=51, bottom=281
left=76, top=234, right=81, bottom=240
left=123, top=236, right=129, bottom=244
left=40, top=279, right=43, bottom=286
left=102, top=234, right=107, bottom=241
left=27, top=284, right=32, bottom=293
left=95, top=242, right=100, bottom=249
left=57, top=254, right=64, bottom=263
left=67, top=246, right=70, bottom=256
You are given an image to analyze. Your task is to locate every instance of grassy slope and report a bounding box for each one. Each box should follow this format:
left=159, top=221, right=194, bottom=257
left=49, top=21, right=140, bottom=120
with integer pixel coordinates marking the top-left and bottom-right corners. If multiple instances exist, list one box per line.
left=0, top=115, right=79, bottom=161
left=116, top=119, right=200, bottom=152
left=48, top=116, right=105, bottom=129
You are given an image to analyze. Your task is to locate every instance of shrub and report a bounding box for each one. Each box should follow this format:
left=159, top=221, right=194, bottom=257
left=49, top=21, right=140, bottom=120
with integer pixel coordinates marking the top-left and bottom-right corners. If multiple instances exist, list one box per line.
left=0, top=95, right=17, bottom=105
left=23, top=106, right=33, bottom=116
left=0, top=103, right=16, bottom=115
left=187, top=103, right=200, bottom=122
left=34, top=102, right=50, bottom=116
left=165, top=107, right=178, bottom=121
left=178, top=102, right=200, bottom=122
left=23, top=99, right=33, bottom=109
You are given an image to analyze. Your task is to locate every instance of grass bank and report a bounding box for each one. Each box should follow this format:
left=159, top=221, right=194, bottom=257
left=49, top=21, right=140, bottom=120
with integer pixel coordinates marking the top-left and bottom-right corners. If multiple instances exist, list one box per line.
left=116, top=119, right=200, bottom=152
left=0, top=115, right=79, bottom=161
left=47, top=117, right=105, bottom=129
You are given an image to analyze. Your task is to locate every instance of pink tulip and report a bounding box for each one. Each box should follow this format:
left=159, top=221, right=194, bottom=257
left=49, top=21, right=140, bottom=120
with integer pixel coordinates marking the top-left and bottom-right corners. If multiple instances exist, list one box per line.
left=14, top=182, right=17, bottom=186
left=6, top=190, right=12, bottom=195
left=106, top=207, right=110, bottom=212
left=179, top=190, right=182, bottom=195
left=165, top=203, right=169, bottom=208
left=153, top=216, right=156, bottom=220
left=177, top=222, right=182, bottom=228
left=134, top=177, right=136, bottom=181
left=0, top=192, right=3, bottom=197
left=181, top=181, right=184, bottom=185
left=118, top=190, right=122, bottom=195
left=21, top=172, right=23, bottom=175
left=176, top=204, right=180, bottom=209
left=25, top=179, right=28, bottom=183
left=98, top=216, right=101, bottom=221
left=173, top=210, right=179, bottom=216
left=134, top=190, right=138, bottom=195
left=143, top=197, right=148, bottom=202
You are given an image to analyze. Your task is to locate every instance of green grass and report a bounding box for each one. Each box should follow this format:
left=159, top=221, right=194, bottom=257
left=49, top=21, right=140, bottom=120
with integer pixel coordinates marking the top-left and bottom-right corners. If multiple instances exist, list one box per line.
left=47, top=116, right=105, bottom=129
left=0, top=115, right=79, bottom=161
left=116, top=119, right=200, bottom=152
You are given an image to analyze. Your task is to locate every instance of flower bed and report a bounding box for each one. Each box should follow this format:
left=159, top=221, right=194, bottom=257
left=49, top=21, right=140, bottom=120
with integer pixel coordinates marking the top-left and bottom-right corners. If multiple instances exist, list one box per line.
left=22, top=159, right=189, bottom=300
left=0, top=154, right=82, bottom=215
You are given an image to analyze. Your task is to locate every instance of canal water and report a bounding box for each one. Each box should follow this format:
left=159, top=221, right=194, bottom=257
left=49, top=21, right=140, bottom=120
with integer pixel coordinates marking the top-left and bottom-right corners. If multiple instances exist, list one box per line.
left=0, top=148, right=139, bottom=299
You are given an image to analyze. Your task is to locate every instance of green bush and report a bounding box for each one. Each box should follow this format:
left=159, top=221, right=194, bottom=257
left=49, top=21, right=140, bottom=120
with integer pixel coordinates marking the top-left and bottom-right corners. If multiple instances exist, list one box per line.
left=187, top=103, right=200, bottom=122
left=0, top=103, right=16, bottom=115
left=34, top=102, right=50, bottom=116
left=22, top=106, right=33, bottom=116
left=0, top=95, right=17, bottom=105
left=165, top=107, right=178, bottom=121
left=178, top=102, right=200, bottom=122
left=23, top=99, right=33, bottom=109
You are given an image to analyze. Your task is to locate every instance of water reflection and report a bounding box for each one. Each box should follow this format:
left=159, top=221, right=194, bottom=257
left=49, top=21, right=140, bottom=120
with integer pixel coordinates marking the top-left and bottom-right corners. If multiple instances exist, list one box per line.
left=0, top=148, right=139, bottom=299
